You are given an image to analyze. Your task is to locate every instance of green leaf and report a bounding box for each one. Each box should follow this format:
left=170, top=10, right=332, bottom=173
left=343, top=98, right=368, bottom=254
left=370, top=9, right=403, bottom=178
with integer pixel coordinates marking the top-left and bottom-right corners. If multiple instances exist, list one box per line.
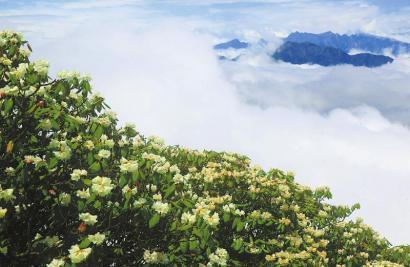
left=79, top=239, right=91, bottom=249
left=94, top=125, right=103, bottom=140
left=4, top=99, right=13, bottom=114
left=170, top=221, right=177, bottom=231
left=119, top=175, right=127, bottom=187
left=87, top=153, right=94, bottom=165
left=149, top=213, right=160, bottom=228
left=180, top=240, right=188, bottom=253
left=183, top=199, right=193, bottom=208
left=232, top=239, right=243, bottom=251
left=179, top=224, right=192, bottom=231
left=89, top=162, right=100, bottom=173
left=131, top=171, right=139, bottom=183
left=77, top=201, right=85, bottom=211
left=223, top=213, right=230, bottom=223
left=232, top=217, right=240, bottom=230
left=164, top=184, right=175, bottom=198
left=48, top=157, right=58, bottom=169
left=94, top=200, right=101, bottom=210
left=189, top=240, right=198, bottom=250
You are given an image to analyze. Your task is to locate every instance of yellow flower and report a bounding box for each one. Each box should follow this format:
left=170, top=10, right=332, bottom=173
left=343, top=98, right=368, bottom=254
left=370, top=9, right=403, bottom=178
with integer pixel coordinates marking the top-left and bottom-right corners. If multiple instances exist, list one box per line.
left=279, top=218, right=291, bottom=226
left=152, top=201, right=170, bottom=216
left=68, top=245, right=91, bottom=263
left=0, top=186, right=14, bottom=202
left=265, top=254, right=276, bottom=261
left=76, top=188, right=91, bottom=199
left=6, top=140, right=13, bottom=154
left=46, top=258, right=65, bottom=267
left=91, top=176, right=114, bottom=196
left=97, top=149, right=111, bottom=159
left=88, top=232, right=105, bottom=245
left=203, top=212, right=220, bottom=227
left=79, top=212, right=98, bottom=225
left=0, top=207, right=7, bottom=218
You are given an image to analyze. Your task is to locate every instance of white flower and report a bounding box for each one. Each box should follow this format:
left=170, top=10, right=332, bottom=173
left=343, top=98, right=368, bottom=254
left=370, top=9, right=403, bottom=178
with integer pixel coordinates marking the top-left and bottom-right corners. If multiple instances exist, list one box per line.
left=88, top=232, right=105, bottom=245
left=59, top=193, right=71, bottom=206
left=79, top=212, right=98, bottom=225
left=152, top=193, right=162, bottom=201
left=122, top=185, right=137, bottom=196
left=133, top=198, right=147, bottom=208
left=318, top=210, right=328, bottom=218
left=19, top=47, right=31, bottom=57
left=97, top=149, right=111, bottom=159
left=0, top=186, right=14, bottom=202
left=173, top=174, right=185, bottom=184
left=97, top=117, right=111, bottom=127
left=68, top=244, right=91, bottom=263
left=91, top=176, right=114, bottom=196
left=46, top=258, right=65, bottom=267
left=146, top=184, right=157, bottom=192
left=4, top=85, right=18, bottom=95
left=84, top=140, right=94, bottom=150
left=153, top=161, right=170, bottom=174
left=181, top=212, right=196, bottom=225
left=10, top=63, right=28, bottom=79
left=132, top=135, right=144, bottom=148
left=24, top=155, right=43, bottom=165
left=57, top=70, right=80, bottom=81
left=5, top=167, right=15, bottom=176
left=208, top=248, right=228, bottom=266
left=0, top=207, right=7, bottom=218
left=152, top=201, right=170, bottom=216
left=105, top=110, right=117, bottom=120
left=33, top=60, right=49, bottom=75
left=53, top=142, right=72, bottom=160
left=143, top=250, right=168, bottom=264
left=148, top=135, right=165, bottom=150
left=169, top=165, right=180, bottom=174
left=204, top=213, right=220, bottom=227
left=119, top=158, right=138, bottom=173
left=69, top=90, right=80, bottom=100
left=71, top=169, right=87, bottom=181
left=76, top=188, right=91, bottom=199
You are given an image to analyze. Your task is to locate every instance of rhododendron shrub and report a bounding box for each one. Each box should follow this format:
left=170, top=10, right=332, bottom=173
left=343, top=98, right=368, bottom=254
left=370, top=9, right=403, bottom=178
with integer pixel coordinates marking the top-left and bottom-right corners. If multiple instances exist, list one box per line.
left=0, top=31, right=409, bottom=266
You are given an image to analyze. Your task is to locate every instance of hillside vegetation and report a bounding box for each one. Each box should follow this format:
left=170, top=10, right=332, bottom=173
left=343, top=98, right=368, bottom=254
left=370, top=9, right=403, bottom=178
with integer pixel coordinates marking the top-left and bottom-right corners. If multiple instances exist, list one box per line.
left=0, top=31, right=409, bottom=266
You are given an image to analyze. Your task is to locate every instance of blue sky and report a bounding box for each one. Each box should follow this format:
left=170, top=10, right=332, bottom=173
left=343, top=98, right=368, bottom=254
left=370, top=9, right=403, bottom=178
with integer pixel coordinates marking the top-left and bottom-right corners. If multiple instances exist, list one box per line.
left=2, top=0, right=410, bottom=39
left=2, top=0, right=410, bottom=245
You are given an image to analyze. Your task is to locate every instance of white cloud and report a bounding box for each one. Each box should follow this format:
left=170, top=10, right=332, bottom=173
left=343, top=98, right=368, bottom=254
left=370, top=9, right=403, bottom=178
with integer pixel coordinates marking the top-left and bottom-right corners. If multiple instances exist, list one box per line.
left=223, top=51, right=410, bottom=125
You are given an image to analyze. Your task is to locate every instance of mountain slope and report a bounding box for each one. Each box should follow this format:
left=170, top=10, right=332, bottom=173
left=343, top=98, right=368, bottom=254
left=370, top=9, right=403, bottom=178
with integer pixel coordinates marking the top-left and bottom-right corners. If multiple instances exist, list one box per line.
left=286, top=31, right=410, bottom=55
left=273, top=41, right=393, bottom=67
left=213, top=38, right=249, bottom=50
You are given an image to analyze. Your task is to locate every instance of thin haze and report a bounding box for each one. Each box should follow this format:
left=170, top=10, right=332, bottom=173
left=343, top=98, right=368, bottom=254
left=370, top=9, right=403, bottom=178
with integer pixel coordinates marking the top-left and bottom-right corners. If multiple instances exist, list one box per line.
left=1, top=0, right=410, bottom=245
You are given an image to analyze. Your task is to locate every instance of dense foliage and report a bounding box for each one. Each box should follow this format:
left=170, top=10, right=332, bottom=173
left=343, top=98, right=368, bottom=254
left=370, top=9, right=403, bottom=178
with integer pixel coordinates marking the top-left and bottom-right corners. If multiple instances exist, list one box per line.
left=0, top=31, right=409, bottom=266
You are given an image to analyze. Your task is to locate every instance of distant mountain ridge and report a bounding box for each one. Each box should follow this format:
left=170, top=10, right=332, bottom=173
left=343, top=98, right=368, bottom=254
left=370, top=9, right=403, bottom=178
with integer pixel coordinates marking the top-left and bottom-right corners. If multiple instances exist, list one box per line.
left=213, top=31, right=407, bottom=67
left=213, top=39, right=249, bottom=50
left=286, top=31, right=410, bottom=55
left=273, top=41, right=393, bottom=67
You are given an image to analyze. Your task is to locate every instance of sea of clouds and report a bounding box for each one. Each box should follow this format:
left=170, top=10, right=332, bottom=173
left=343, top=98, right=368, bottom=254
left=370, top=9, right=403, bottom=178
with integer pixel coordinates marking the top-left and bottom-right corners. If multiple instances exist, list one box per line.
left=1, top=0, right=410, bottom=244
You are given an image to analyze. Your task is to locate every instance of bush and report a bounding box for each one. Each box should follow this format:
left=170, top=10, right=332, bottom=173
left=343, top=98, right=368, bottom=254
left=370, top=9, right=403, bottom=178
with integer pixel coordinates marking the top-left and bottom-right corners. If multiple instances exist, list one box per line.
left=0, top=30, right=409, bottom=266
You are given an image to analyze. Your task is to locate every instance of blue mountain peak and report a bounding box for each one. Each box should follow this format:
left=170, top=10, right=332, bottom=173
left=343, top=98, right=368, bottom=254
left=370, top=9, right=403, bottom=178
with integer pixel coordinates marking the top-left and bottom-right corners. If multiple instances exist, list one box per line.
left=285, top=31, right=410, bottom=55
left=273, top=41, right=393, bottom=68
left=213, top=39, right=249, bottom=50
